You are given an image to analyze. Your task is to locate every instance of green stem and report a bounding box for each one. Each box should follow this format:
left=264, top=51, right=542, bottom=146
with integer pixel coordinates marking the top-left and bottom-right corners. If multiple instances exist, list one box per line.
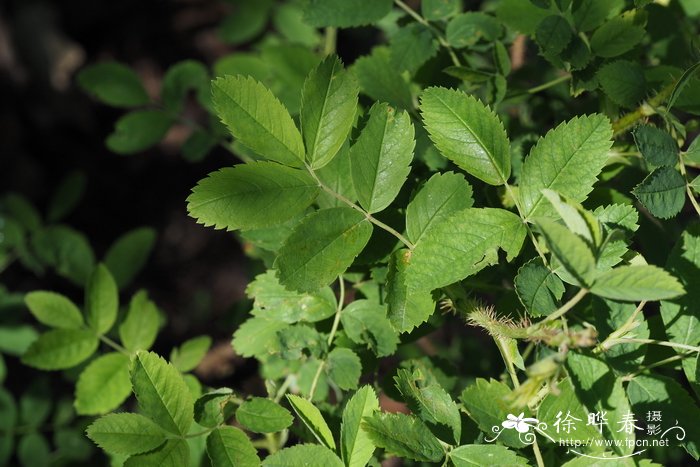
left=539, top=288, right=588, bottom=325
left=527, top=74, right=571, bottom=94
left=678, top=152, right=700, bottom=218
left=323, top=27, right=337, bottom=56
left=606, top=338, right=700, bottom=354
left=595, top=301, right=646, bottom=353
left=184, top=425, right=219, bottom=439
left=622, top=352, right=694, bottom=382
left=504, top=183, right=548, bottom=266
left=273, top=375, right=294, bottom=404
left=99, top=335, right=130, bottom=355
left=612, top=80, right=677, bottom=137
left=305, top=163, right=415, bottom=249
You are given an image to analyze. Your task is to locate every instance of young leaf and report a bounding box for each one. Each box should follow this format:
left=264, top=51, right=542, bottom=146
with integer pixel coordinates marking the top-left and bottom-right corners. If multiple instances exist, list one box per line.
left=515, top=257, right=565, bottom=317
left=302, top=0, right=392, bottom=27
left=262, top=444, right=343, bottom=467
left=352, top=47, right=413, bottom=110
left=340, top=300, right=399, bottom=357
left=119, top=290, right=160, bottom=352
left=286, top=394, right=336, bottom=449
left=206, top=426, right=260, bottom=467
left=405, top=171, right=474, bottom=244
left=32, top=225, right=95, bottom=286
left=86, top=413, right=167, bottom=456
left=106, top=110, right=174, bottom=155
left=420, top=87, right=511, bottom=186
left=598, top=60, right=646, bottom=108
left=123, top=439, right=189, bottom=467
left=170, top=336, right=211, bottom=373
left=236, top=398, right=293, bottom=433
left=212, top=75, right=305, bottom=167
left=446, top=12, right=503, bottom=49
left=301, top=55, right=358, bottom=169
left=195, top=388, right=234, bottom=428
left=407, top=208, right=526, bottom=292
left=350, top=102, right=415, bottom=213
left=535, top=218, right=596, bottom=287
left=422, top=0, right=461, bottom=20
left=187, top=162, right=319, bottom=231
left=326, top=348, right=362, bottom=390
left=85, top=264, right=119, bottom=335
left=232, top=316, right=286, bottom=358
left=75, top=353, right=131, bottom=415
left=590, top=265, right=684, bottom=301
left=450, top=444, right=529, bottom=466
left=386, top=249, right=435, bottom=333
left=361, top=413, right=444, bottom=462
left=341, top=386, right=378, bottom=467
left=590, top=12, right=645, bottom=58
left=161, top=60, right=210, bottom=113
left=47, top=170, right=86, bottom=222
left=632, top=166, right=686, bottom=219
left=130, top=351, right=194, bottom=436
left=276, top=208, right=373, bottom=292
left=21, top=329, right=98, bottom=370
left=541, top=189, right=601, bottom=245
left=390, top=24, right=438, bottom=74
left=104, top=227, right=157, bottom=289
left=77, top=62, right=149, bottom=108
left=24, top=291, right=83, bottom=329
left=519, top=114, right=613, bottom=219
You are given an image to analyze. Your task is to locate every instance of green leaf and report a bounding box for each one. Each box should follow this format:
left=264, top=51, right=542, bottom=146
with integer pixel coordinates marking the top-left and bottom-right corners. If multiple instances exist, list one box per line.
left=535, top=218, right=596, bottom=287
left=32, top=225, right=95, bottom=285
left=17, top=433, right=50, bottom=467
left=390, top=24, right=438, bottom=74
left=422, top=0, right=461, bottom=20
left=212, top=75, right=305, bottom=167
left=22, top=329, right=98, bottom=370
left=395, top=369, right=461, bottom=444
left=75, top=353, right=131, bottom=415
left=341, top=300, right=399, bottom=357
left=232, top=316, right=286, bottom=358
left=188, top=162, right=319, bottom=232
left=273, top=3, right=321, bottom=47
left=301, top=55, right=358, bottom=169
left=446, top=12, right=502, bottom=49
left=170, top=336, right=211, bottom=373
left=460, top=378, right=529, bottom=448
left=632, top=125, right=678, bottom=168
left=119, top=290, right=160, bottom=352
left=326, top=348, right=362, bottom=390
left=236, top=397, right=293, bottom=434
left=519, top=114, right=613, bottom=219
left=0, top=325, right=38, bottom=356
left=0, top=389, right=16, bottom=465
left=406, top=171, right=474, bottom=244
left=535, top=15, right=572, bottom=56
left=590, top=12, right=645, bottom=58
left=361, top=413, right=444, bottom=462
left=86, top=413, right=167, bottom=456
left=341, top=386, right=378, bottom=467
left=353, top=47, right=413, bottom=110
left=408, top=208, right=526, bottom=291
left=420, top=86, right=510, bottom=186
left=450, top=444, right=529, bottom=466
left=106, top=110, right=174, bottom=155
left=47, top=170, right=86, bottom=222
left=247, top=271, right=337, bottom=323
left=286, top=394, right=336, bottom=449
left=77, top=62, right=149, bottom=107
left=194, top=388, right=234, bottom=428
left=161, top=60, right=210, bottom=113
left=123, top=439, right=189, bottom=467
left=316, top=141, right=357, bottom=209
left=386, top=249, right=435, bottom=333
left=572, top=0, right=612, bottom=31
left=24, top=291, right=83, bottom=329
left=104, top=227, right=157, bottom=289
left=667, top=60, right=700, bottom=113
left=303, top=0, right=392, bottom=27
left=495, top=0, right=552, bottom=35
left=206, top=426, right=260, bottom=467
left=598, top=60, right=646, bottom=108
left=263, top=444, right=343, bottom=467
left=350, top=103, right=415, bottom=213
left=276, top=208, right=373, bottom=292
left=85, top=264, right=119, bottom=335
left=590, top=265, right=684, bottom=301
left=130, top=351, right=194, bottom=436
left=515, top=257, right=565, bottom=317
left=627, top=375, right=700, bottom=459
left=632, top=166, right=686, bottom=219
left=218, top=0, right=272, bottom=45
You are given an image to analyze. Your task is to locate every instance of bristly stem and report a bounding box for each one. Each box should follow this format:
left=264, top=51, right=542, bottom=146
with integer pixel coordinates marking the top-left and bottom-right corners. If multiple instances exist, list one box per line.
left=611, top=80, right=677, bottom=137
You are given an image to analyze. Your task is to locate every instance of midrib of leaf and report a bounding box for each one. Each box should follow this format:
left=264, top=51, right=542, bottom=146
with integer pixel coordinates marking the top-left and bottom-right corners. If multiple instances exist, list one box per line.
left=307, top=61, right=337, bottom=163
left=212, top=430, right=235, bottom=465
left=137, top=355, right=182, bottom=435
left=430, top=91, right=507, bottom=185
left=412, top=188, right=462, bottom=244
left=366, top=113, right=391, bottom=210
left=525, top=117, right=606, bottom=218
left=188, top=177, right=312, bottom=210
left=343, top=391, right=369, bottom=462
left=636, top=183, right=686, bottom=195
left=282, top=218, right=369, bottom=278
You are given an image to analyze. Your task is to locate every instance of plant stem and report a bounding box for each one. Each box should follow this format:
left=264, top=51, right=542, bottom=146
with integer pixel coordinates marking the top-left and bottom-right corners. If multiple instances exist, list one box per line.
left=678, top=153, right=700, bottom=218
left=323, top=27, right=337, bottom=56
left=622, top=352, right=694, bottom=382
left=611, top=80, right=677, bottom=136
left=99, top=335, right=130, bottom=355
left=539, top=288, right=588, bottom=324
left=595, top=301, right=646, bottom=352
left=527, top=74, right=571, bottom=94
left=273, top=375, right=294, bottom=403
left=305, top=163, right=415, bottom=249
left=504, top=183, right=549, bottom=266
left=606, top=338, right=700, bottom=354
left=393, top=0, right=462, bottom=66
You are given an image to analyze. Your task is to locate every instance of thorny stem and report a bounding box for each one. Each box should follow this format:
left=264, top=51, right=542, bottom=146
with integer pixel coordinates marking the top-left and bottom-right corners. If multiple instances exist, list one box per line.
left=309, top=276, right=346, bottom=400
left=393, top=0, right=462, bottom=67
left=622, top=352, right=695, bottom=382
left=305, top=163, right=415, bottom=249
left=611, top=80, right=677, bottom=137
